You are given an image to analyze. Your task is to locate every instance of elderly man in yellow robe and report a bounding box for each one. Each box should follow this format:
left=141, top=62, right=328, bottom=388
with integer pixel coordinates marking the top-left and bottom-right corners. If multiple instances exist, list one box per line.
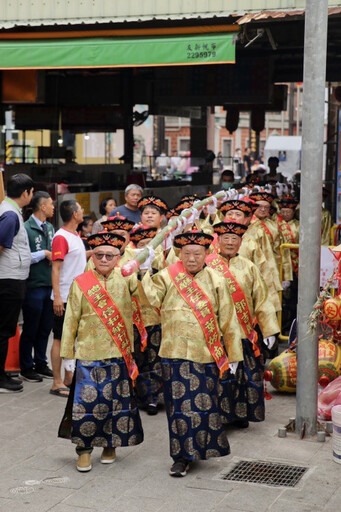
left=141, top=231, right=242, bottom=477
left=277, top=196, right=300, bottom=334
left=249, top=191, right=281, bottom=269
left=206, top=221, right=280, bottom=428
left=58, top=232, right=143, bottom=473
left=129, top=223, right=164, bottom=415
left=100, top=214, right=135, bottom=266
left=219, top=198, right=282, bottom=314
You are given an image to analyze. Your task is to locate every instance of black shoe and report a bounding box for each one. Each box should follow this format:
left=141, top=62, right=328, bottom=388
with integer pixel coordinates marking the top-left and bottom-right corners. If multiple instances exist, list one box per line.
left=35, top=364, right=53, bottom=379
left=234, top=420, right=249, bottom=429
left=20, top=368, right=43, bottom=383
left=5, top=373, right=22, bottom=385
left=146, top=403, right=158, bottom=416
left=0, top=375, right=23, bottom=393
left=169, top=458, right=189, bottom=477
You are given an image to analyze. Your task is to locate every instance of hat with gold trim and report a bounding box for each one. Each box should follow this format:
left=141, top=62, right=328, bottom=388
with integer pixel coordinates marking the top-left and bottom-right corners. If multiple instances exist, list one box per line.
left=241, top=196, right=258, bottom=213
left=173, top=231, right=213, bottom=249
left=130, top=224, right=157, bottom=244
left=166, top=208, right=179, bottom=220
left=88, top=232, right=125, bottom=249
left=249, top=191, right=275, bottom=204
left=173, top=194, right=197, bottom=214
left=213, top=221, right=248, bottom=237
left=219, top=199, right=253, bottom=216
left=138, top=195, right=168, bottom=213
left=277, top=196, right=299, bottom=209
left=101, top=214, right=134, bottom=232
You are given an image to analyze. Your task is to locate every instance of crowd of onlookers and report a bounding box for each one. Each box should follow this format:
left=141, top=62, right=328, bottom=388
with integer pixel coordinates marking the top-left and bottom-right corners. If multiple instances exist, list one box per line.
left=0, top=174, right=144, bottom=395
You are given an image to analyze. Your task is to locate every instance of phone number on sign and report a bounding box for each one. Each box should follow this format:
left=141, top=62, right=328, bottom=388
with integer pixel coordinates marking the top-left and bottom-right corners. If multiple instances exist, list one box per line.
left=187, top=51, right=217, bottom=60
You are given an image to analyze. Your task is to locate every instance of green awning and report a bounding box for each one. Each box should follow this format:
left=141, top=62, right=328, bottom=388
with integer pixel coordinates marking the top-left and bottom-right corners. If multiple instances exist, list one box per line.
left=0, top=33, right=236, bottom=69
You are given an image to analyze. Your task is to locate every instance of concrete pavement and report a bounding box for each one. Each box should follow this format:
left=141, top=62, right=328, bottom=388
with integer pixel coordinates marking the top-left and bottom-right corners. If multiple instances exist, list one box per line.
left=0, top=365, right=340, bottom=512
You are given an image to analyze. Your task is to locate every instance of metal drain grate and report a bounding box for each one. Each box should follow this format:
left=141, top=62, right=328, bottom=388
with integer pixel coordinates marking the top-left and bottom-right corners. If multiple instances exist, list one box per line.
left=222, top=460, right=308, bottom=487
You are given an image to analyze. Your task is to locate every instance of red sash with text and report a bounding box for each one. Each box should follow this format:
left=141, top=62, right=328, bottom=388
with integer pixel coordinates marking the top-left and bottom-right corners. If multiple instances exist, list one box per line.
left=277, top=215, right=299, bottom=277
left=168, top=261, right=229, bottom=376
left=75, top=270, right=138, bottom=382
left=206, top=253, right=260, bottom=356
left=211, top=233, right=220, bottom=252
left=132, top=297, right=148, bottom=352
left=253, top=217, right=274, bottom=245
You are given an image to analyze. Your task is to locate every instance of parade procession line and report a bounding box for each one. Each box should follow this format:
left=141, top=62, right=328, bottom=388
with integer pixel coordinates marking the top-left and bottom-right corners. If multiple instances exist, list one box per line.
left=0, top=341, right=339, bottom=512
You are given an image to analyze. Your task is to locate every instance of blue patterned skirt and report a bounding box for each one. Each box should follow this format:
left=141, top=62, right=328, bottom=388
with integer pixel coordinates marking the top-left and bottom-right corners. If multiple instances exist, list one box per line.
left=219, top=339, right=265, bottom=423
left=161, top=358, right=230, bottom=462
left=67, top=358, right=143, bottom=448
left=133, top=324, right=163, bottom=407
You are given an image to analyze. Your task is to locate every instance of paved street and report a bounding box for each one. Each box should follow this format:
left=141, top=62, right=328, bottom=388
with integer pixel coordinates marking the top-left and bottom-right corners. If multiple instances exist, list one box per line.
left=0, top=348, right=340, bottom=512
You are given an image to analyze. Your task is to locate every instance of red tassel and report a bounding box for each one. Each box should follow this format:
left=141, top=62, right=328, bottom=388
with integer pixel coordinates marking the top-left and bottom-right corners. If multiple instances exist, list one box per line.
left=264, top=380, right=272, bottom=400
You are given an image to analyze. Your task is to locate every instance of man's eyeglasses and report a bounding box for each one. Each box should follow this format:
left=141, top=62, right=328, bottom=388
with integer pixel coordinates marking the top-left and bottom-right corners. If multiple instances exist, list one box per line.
left=93, top=253, right=119, bottom=261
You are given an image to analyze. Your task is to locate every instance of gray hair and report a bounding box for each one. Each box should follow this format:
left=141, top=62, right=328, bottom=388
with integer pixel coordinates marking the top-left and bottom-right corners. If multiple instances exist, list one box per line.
left=125, top=184, right=143, bottom=196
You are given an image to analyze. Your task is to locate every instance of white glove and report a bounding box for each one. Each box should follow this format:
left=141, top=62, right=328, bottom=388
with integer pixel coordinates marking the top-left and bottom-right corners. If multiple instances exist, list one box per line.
left=169, top=218, right=185, bottom=237
left=182, top=207, right=200, bottom=227
left=206, top=196, right=217, bottom=216
left=263, top=336, right=276, bottom=349
left=162, top=219, right=186, bottom=250
left=63, top=358, right=75, bottom=372
left=217, top=191, right=230, bottom=204
left=229, top=362, right=239, bottom=375
left=282, top=280, right=291, bottom=290
left=138, top=246, right=155, bottom=270
left=264, top=183, right=272, bottom=193
left=276, top=183, right=283, bottom=198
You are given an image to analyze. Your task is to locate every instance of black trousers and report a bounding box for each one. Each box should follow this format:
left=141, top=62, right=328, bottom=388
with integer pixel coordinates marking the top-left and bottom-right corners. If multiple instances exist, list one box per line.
left=0, top=279, right=26, bottom=378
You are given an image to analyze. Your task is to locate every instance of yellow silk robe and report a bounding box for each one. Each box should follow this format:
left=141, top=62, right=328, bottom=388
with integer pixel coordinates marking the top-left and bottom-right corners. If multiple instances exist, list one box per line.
left=239, top=227, right=282, bottom=312
left=207, top=253, right=280, bottom=338
left=251, top=217, right=281, bottom=268
left=141, top=265, right=243, bottom=364
left=321, top=208, right=332, bottom=246
left=122, top=245, right=165, bottom=326
left=277, top=218, right=299, bottom=281
left=60, top=268, right=137, bottom=361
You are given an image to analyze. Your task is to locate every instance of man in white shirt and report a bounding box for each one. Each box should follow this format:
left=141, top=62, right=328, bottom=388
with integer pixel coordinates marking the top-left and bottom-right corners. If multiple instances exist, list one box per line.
left=170, top=150, right=181, bottom=174
left=50, top=200, right=87, bottom=397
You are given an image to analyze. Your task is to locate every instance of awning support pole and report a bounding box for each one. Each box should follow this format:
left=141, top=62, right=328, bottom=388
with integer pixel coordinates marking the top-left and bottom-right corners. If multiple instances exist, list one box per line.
left=296, top=0, right=328, bottom=436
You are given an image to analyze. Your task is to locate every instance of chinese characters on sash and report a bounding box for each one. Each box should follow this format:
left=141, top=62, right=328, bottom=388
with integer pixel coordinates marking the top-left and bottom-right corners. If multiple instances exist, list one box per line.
left=76, top=271, right=138, bottom=382
left=168, top=261, right=229, bottom=377
left=206, top=253, right=260, bottom=357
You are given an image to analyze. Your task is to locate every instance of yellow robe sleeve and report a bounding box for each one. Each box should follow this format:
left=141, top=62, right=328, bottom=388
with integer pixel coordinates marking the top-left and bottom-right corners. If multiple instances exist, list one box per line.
left=250, top=264, right=280, bottom=337
left=60, top=281, right=82, bottom=359
left=321, top=208, right=332, bottom=246
left=141, top=269, right=167, bottom=310
left=215, top=277, right=244, bottom=363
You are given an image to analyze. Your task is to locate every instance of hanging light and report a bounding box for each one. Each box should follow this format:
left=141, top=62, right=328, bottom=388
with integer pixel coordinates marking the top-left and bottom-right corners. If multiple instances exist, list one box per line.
left=84, top=133, right=90, bottom=140
left=58, top=110, right=63, bottom=146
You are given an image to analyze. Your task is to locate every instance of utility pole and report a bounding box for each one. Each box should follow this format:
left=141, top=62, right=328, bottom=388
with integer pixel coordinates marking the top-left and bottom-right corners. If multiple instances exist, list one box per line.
left=296, top=0, right=328, bottom=436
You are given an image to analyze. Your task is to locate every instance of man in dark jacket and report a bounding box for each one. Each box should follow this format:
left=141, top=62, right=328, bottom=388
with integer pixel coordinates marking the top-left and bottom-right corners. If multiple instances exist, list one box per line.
left=0, top=173, right=34, bottom=393
left=20, top=191, right=55, bottom=382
